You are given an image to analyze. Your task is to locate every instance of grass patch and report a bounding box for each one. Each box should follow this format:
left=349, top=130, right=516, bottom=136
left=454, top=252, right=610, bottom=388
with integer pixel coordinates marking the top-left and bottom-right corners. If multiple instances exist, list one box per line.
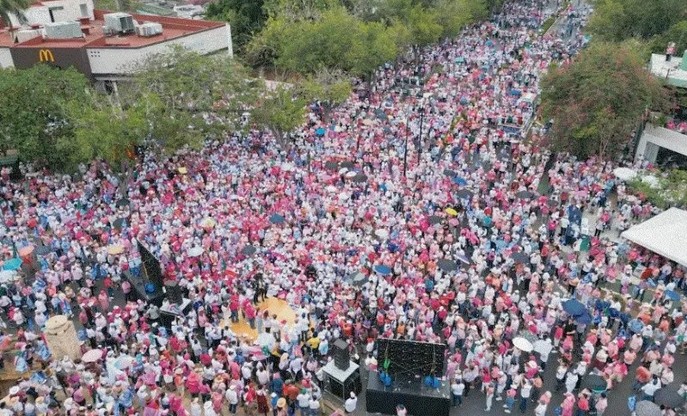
left=541, top=16, right=556, bottom=33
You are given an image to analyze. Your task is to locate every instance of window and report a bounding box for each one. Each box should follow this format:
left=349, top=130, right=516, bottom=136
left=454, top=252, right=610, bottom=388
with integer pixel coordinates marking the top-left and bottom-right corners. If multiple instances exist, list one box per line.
left=48, top=6, right=64, bottom=23
left=80, top=4, right=88, bottom=17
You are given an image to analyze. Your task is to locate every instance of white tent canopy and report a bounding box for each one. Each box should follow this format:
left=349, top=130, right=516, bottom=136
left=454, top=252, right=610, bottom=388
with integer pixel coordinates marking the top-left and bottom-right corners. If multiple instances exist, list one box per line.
left=621, top=208, right=687, bottom=267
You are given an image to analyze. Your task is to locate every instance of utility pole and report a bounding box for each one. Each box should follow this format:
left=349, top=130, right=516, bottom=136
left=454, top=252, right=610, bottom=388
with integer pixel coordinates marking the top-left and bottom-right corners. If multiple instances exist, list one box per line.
left=417, top=107, right=425, bottom=164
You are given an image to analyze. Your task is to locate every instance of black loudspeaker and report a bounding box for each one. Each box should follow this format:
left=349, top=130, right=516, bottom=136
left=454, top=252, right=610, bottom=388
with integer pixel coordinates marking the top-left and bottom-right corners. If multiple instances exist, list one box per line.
left=164, top=280, right=182, bottom=304
left=376, top=338, right=447, bottom=377
left=137, top=240, right=164, bottom=290
left=333, top=339, right=350, bottom=370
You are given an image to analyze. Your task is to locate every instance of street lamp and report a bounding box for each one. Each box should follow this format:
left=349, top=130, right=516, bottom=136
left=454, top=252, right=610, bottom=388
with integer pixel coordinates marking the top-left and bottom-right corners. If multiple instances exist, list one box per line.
left=417, top=106, right=425, bottom=164
left=417, top=92, right=433, bottom=164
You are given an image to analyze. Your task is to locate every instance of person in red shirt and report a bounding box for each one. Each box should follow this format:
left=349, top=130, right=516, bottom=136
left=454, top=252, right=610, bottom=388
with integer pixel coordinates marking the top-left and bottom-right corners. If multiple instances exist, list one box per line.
left=229, top=293, right=240, bottom=323
left=576, top=391, right=590, bottom=415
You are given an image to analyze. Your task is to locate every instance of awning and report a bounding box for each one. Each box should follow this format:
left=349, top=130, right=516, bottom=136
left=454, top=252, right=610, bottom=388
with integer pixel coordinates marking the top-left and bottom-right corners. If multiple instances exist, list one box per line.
left=621, top=208, right=687, bottom=266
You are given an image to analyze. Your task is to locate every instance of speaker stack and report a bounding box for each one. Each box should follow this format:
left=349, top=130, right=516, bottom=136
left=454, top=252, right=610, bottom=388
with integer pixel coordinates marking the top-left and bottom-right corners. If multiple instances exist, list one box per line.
left=333, top=339, right=350, bottom=370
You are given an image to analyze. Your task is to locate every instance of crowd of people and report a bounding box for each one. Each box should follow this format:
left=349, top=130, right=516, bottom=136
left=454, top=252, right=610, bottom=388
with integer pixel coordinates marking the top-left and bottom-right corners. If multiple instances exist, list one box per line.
left=0, top=0, right=686, bottom=415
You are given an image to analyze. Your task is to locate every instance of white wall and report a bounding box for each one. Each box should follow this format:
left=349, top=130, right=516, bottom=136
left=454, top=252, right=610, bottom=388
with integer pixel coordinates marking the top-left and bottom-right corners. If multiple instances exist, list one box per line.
left=7, top=0, right=94, bottom=27
left=636, top=124, right=687, bottom=163
left=0, top=48, right=14, bottom=68
left=88, top=24, right=231, bottom=75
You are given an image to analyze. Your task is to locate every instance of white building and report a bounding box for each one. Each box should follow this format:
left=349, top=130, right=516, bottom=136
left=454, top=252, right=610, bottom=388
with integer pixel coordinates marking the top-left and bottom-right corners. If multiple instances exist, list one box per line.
left=635, top=52, right=687, bottom=165
left=0, top=0, right=232, bottom=89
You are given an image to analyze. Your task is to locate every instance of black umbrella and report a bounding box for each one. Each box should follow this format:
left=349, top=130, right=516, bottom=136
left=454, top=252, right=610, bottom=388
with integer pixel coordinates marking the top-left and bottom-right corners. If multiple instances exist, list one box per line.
left=113, top=218, right=126, bottom=230
left=654, top=386, right=686, bottom=408
left=116, top=198, right=130, bottom=208
left=635, top=401, right=662, bottom=416
left=242, top=245, right=257, bottom=256
left=443, top=169, right=456, bottom=177
left=324, top=161, right=338, bottom=170
left=511, top=252, right=529, bottom=264
left=437, top=259, right=458, bottom=272
left=455, top=189, right=473, bottom=199
left=428, top=215, right=442, bottom=225
left=515, top=190, right=536, bottom=199
left=340, top=161, right=355, bottom=169
left=582, top=374, right=606, bottom=392
left=351, top=174, right=368, bottom=183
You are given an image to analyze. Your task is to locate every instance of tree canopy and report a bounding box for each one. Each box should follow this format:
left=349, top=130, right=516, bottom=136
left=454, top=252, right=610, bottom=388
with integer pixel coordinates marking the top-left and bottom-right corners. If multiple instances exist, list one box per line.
left=588, top=0, right=687, bottom=54
left=205, top=0, right=268, bottom=52
left=540, top=42, right=669, bottom=159
left=248, top=7, right=399, bottom=77
left=0, top=0, right=29, bottom=25
left=246, top=0, right=487, bottom=77
left=0, top=65, right=89, bottom=169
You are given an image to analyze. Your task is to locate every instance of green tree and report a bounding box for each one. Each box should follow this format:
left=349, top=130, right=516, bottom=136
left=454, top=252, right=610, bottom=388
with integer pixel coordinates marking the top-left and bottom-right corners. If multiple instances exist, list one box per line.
left=434, top=0, right=487, bottom=38
left=205, top=0, right=268, bottom=51
left=125, top=46, right=261, bottom=133
left=61, top=91, right=148, bottom=173
left=0, top=65, right=89, bottom=169
left=650, top=20, right=687, bottom=57
left=252, top=85, right=308, bottom=143
left=252, top=7, right=399, bottom=77
left=541, top=42, right=668, bottom=159
left=0, top=0, right=28, bottom=25
left=347, top=20, right=399, bottom=78
left=263, top=0, right=339, bottom=20
left=588, top=0, right=687, bottom=42
left=300, top=68, right=352, bottom=121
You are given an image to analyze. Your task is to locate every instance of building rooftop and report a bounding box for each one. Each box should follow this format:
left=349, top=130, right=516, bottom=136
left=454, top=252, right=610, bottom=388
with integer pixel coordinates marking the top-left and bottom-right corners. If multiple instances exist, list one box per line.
left=0, top=10, right=224, bottom=50
left=650, top=53, right=687, bottom=89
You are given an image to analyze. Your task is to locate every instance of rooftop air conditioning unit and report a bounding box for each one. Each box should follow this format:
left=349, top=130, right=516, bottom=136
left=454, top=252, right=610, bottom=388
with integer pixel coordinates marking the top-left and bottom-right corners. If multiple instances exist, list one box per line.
left=136, top=22, right=163, bottom=37
left=15, top=29, right=42, bottom=43
left=103, top=12, right=135, bottom=34
left=44, top=21, right=83, bottom=39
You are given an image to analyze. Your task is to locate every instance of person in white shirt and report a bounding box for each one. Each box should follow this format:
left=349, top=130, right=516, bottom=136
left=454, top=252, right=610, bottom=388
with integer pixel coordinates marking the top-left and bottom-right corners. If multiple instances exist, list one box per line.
left=225, top=385, right=239, bottom=414
left=309, top=396, right=321, bottom=415
left=297, top=390, right=310, bottom=416
left=641, top=376, right=662, bottom=401
left=451, top=378, right=465, bottom=406
left=344, top=392, right=357, bottom=413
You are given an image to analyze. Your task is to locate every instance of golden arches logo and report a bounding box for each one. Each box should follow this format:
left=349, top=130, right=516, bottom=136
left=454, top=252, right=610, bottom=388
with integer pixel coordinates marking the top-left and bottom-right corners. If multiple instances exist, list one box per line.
left=38, top=49, right=55, bottom=63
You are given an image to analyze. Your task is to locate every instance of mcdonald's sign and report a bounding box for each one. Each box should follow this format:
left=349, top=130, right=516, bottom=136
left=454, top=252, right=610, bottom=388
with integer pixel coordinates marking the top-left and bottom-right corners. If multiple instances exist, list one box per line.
left=38, top=49, right=55, bottom=63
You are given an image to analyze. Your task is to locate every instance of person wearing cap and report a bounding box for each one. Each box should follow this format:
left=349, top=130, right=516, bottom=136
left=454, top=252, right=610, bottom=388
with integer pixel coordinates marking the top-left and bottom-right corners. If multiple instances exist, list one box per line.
left=296, top=388, right=310, bottom=416
left=275, top=397, right=288, bottom=416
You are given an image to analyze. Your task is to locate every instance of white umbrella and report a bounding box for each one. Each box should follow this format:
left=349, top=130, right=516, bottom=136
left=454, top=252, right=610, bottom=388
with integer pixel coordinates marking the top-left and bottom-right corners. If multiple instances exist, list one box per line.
left=338, top=167, right=348, bottom=175
left=326, top=185, right=337, bottom=193
left=188, top=247, right=204, bottom=257
left=256, top=332, right=276, bottom=349
left=200, top=217, right=217, bottom=228
left=641, top=175, right=660, bottom=189
left=114, top=355, right=134, bottom=370
left=374, top=229, right=389, bottom=240
left=82, top=349, right=102, bottom=363
left=613, top=167, right=637, bottom=181
left=0, top=270, right=15, bottom=283
left=345, top=170, right=357, bottom=178
left=513, top=336, right=533, bottom=352
left=533, top=339, right=553, bottom=355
